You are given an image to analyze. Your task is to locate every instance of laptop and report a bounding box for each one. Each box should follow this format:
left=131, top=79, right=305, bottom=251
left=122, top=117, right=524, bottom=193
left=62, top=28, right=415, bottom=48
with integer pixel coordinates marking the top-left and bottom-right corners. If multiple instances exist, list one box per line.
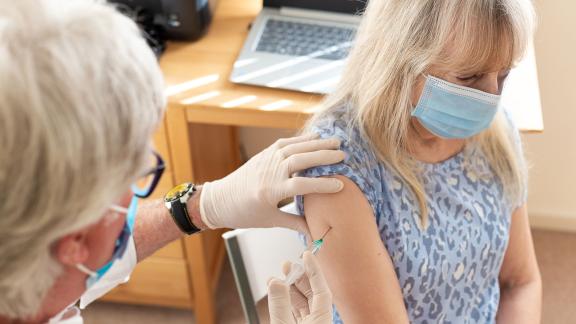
left=230, top=0, right=365, bottom=94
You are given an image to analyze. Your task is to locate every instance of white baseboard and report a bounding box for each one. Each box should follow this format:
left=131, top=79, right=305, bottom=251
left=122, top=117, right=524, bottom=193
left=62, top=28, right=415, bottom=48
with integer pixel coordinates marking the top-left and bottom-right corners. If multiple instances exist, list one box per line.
left=529, top=212, right=576, bottom=233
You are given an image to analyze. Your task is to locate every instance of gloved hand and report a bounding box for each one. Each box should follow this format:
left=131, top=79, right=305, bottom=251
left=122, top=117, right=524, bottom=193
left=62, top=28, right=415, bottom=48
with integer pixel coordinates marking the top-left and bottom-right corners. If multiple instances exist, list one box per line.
left=268, top=251, right=333, bottom=324
left=199, top=134, right=345, bottom=236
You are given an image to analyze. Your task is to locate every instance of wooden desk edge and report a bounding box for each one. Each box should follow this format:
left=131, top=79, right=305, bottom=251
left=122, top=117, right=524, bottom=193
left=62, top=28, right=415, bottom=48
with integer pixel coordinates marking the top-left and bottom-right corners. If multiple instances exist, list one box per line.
left=177, top=103, right=544, bottom=133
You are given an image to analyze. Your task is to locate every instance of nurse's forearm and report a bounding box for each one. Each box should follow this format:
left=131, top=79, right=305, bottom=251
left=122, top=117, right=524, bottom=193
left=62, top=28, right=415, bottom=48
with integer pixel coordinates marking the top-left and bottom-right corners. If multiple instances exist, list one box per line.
left=133, top=186, right=207, bottom=262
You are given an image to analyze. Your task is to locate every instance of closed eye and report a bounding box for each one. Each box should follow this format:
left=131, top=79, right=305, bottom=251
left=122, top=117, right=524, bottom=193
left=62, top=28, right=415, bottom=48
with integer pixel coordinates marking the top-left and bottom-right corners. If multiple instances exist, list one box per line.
left=456, top=75, right=479, bottom=81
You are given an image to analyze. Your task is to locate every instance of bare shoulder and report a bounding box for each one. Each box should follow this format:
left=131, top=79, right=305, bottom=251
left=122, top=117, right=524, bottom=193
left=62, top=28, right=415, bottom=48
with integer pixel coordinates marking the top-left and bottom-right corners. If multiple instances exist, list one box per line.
left=303, top=175, right=376, bottom=232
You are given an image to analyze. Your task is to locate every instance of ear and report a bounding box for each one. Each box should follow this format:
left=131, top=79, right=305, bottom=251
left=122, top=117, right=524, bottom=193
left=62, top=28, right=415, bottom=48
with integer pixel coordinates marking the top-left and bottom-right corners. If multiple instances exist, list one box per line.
left=53, top=230, right=90, bottom=266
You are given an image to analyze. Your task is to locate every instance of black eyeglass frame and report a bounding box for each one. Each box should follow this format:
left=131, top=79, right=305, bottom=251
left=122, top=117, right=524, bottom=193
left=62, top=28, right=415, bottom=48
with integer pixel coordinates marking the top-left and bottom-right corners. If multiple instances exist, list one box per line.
left=132, top=151, right=165, bottom=199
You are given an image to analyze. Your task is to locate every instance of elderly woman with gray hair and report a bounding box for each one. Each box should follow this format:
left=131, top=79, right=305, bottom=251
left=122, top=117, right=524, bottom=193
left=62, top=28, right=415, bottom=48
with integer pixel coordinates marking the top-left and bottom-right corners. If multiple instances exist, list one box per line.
left=0, top=0, right=336, bottom=323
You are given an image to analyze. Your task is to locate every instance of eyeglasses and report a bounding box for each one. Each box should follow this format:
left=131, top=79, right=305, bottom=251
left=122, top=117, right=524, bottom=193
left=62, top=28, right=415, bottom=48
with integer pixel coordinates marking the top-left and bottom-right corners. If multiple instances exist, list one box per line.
left=132, top=151, right=165, bottom=198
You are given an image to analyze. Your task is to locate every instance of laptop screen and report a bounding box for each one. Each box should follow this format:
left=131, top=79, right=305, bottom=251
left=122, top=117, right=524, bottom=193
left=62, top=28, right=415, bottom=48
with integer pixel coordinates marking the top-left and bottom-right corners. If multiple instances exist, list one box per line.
left=263, top=0, right=366, bottom=15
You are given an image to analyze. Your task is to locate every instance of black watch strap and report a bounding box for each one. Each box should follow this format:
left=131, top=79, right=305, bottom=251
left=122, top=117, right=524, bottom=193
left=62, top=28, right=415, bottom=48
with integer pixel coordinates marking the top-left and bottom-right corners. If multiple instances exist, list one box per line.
left=170, top=200, right=201, bottom=235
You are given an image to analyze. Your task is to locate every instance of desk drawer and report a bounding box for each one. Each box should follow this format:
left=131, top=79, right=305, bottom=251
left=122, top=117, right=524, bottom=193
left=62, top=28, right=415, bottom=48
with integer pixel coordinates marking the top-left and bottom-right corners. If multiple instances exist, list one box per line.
left=102, top=257, right=192, bottom=309
left=153, top=239, right=184, bottom=259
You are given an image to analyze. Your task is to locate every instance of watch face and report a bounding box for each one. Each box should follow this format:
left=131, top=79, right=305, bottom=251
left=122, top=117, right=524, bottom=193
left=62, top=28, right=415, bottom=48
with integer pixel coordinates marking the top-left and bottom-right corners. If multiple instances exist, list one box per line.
left=165, top=183, right=191, bottom=202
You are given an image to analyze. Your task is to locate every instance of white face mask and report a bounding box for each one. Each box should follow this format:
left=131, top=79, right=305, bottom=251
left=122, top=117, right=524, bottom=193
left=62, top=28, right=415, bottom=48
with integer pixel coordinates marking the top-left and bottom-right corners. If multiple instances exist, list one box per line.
left=46, top=238, right=136, bottom=323
left=47, top=198, right=139, bottom=323
left=75, top=196, right=139, bottom=309
left=77, top=236, right=137, bottom=309
left=47, top=303, right=82, bottom=324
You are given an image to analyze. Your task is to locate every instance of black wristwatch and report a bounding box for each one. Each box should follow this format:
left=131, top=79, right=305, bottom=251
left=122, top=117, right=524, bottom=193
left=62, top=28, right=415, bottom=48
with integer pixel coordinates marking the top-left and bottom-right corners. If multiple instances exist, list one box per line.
left=164, top=182, right=202, bottom=235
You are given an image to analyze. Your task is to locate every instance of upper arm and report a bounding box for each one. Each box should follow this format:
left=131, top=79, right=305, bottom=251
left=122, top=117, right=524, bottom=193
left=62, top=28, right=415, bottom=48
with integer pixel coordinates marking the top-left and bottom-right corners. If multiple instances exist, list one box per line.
left=499, top=205, right=541, bottom=289
left=304, top=175, right=409, bottom=324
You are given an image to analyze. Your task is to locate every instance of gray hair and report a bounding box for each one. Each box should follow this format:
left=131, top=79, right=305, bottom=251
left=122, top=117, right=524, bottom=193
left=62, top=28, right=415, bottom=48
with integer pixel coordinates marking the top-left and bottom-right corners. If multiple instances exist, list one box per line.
left=0, top=0, right=164, bottom=318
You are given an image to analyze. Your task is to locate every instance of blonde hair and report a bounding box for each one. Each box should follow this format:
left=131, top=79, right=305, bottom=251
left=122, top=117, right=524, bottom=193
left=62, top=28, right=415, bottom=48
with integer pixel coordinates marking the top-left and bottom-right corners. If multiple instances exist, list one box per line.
left=0, top=0, right=164, bottom=318
left=307, top=0, right=535, bottom=227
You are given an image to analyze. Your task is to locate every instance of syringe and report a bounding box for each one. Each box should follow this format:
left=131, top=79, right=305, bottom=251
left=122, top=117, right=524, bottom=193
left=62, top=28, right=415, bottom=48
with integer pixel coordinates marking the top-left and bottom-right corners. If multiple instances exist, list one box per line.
left=283, top=228, right=331, bottom=286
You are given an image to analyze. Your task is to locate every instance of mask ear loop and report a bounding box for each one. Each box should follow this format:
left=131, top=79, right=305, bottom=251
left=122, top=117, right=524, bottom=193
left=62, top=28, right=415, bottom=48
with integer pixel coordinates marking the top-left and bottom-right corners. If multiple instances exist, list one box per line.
left=109, top=205, right=129, bottom=215
left=76, top=263, right=97, bottom=278
left=73, top=205, right=127, bottom=279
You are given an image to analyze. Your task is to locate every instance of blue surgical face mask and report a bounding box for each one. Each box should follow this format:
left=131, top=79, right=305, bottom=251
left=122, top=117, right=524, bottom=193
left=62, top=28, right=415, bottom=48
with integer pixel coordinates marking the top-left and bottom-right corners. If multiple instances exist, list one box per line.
left=411, top=75, right=501, bottom=139
left=75, top=195, right=138, bottom=289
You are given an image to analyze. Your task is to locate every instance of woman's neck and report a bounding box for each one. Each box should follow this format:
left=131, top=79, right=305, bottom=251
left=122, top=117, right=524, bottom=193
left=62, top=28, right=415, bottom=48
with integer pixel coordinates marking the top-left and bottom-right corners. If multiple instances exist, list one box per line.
left=408, top=118, right=466, bottom=164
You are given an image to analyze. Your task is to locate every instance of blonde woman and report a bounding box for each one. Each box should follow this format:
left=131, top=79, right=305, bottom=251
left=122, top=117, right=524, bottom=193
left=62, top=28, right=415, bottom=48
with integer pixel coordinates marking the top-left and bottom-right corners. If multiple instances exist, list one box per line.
left=296, top=0, right=542, bottom=323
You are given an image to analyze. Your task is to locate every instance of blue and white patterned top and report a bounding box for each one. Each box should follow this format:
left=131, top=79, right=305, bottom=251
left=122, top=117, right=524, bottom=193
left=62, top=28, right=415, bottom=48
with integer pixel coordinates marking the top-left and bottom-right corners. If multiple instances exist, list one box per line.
left=296, top=106, right=526, bottom=324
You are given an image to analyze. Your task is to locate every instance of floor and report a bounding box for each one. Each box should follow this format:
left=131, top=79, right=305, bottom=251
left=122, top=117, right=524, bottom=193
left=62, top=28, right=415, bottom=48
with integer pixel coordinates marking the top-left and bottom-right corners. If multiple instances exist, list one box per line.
left=83, top=229, right=576, bottom=324
left=532, top=230, right=576, bottom=324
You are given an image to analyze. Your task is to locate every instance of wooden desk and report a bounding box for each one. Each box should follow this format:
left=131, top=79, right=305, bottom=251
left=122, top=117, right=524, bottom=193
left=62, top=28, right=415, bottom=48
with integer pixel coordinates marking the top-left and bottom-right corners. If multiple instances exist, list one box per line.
left=161, top=2, right=327, bottom=131
left=104, top=0, right=544, bottom=323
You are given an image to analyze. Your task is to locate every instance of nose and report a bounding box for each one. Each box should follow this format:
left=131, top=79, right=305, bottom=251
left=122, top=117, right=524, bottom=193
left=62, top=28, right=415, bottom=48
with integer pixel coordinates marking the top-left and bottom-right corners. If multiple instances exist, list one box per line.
left=477, top=72, right=501, bottom=95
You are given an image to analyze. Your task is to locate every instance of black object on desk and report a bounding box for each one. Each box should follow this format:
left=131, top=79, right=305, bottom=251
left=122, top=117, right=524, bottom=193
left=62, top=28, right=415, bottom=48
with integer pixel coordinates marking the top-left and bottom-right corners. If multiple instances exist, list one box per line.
left=111, top=0, right=219, bottom=55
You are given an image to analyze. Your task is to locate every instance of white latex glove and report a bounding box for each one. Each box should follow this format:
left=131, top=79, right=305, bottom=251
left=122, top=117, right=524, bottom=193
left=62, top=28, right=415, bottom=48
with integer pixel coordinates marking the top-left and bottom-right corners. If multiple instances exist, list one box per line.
left=268, top=251, right=333, bottom=324
left=200, top=134, right=345, bottom=235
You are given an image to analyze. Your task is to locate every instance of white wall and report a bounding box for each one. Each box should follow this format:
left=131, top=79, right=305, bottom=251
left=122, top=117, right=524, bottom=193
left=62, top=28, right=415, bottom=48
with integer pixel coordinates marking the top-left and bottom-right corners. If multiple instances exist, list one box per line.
left=525, top=0, right=576, bottom=231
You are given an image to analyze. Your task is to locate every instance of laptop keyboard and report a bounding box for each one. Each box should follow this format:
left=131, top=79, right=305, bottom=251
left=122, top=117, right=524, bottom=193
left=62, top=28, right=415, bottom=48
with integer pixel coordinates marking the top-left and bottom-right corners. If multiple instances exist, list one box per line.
left=255, top=19, right=356, bottom=60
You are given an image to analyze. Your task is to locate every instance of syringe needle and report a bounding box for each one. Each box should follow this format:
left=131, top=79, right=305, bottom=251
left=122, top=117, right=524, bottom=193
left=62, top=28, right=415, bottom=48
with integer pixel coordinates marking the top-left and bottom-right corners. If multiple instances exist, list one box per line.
left=285, top=227, right=333, bottom=285
left=311, top=227, right=332, bottom=255
left=318, top=227, right=332, bottom=241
